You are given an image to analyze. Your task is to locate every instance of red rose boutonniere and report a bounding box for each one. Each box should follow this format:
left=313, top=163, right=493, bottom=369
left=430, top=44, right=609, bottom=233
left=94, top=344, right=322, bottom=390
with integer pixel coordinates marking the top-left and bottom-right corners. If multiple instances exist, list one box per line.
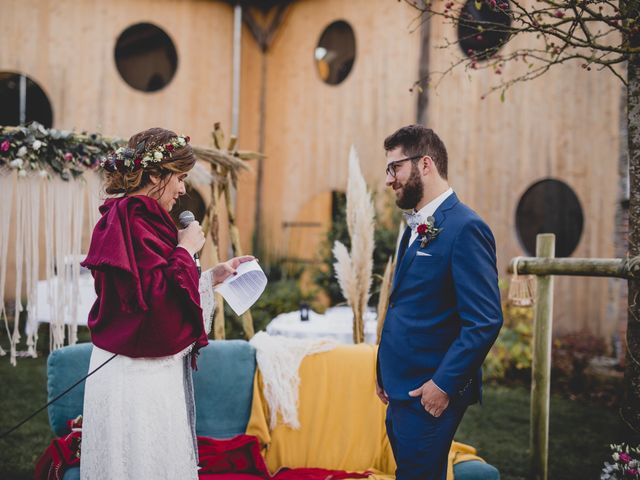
left=417, top=216, right=443, bottom=248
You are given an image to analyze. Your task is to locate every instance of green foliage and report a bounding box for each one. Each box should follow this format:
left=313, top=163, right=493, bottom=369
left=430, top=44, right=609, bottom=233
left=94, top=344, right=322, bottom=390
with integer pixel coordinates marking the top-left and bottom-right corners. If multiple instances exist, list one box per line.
left=484, top=303, right=534, bottom=382
left=224, top=263, right=314, bottom=339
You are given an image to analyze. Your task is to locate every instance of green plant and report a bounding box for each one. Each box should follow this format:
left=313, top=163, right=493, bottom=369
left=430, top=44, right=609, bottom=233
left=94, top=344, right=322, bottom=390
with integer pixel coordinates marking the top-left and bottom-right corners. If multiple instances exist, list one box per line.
left=484, top=303, right=534, bottom=382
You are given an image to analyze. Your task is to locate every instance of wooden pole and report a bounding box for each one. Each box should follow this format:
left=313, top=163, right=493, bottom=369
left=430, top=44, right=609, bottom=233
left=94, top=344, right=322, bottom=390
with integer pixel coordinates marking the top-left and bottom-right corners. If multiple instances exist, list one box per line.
left=223, top=172, right=255, bottom=339
left=530, top=234, right=555, bottom=480
left=507, top=257, right=635, bottom=278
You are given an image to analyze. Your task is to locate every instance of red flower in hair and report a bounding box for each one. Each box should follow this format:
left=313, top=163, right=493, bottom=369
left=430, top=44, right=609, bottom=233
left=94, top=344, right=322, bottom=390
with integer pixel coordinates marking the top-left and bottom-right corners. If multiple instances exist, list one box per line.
left=134, top=157, right=142, bottom=168
left=165, top=144, right=174, bottom=152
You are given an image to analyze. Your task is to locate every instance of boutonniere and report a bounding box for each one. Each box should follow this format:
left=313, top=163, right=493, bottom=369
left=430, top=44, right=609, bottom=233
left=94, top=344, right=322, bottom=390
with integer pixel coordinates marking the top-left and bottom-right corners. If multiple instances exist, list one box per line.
left=416, top=216, right=443, bottom=248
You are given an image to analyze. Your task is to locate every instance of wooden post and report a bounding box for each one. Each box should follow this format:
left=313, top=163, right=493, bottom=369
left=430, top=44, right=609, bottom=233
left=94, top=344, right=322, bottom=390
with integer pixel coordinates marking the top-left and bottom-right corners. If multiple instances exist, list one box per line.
left=223, top=171, right=255, bottom=339
left=530, top=234, right=555, bottom=480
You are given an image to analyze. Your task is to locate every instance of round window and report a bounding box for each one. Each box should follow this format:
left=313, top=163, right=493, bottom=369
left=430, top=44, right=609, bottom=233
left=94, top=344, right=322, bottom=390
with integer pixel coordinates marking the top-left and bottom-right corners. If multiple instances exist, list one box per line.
left=315, top=20, right=356, bottom=85
left=115, top=23, right=178, bottom=92
left=515, top=179, right=584, bottom=257
left=458, top=0, right=511, bottom=60
left=0, top=72, right=53, bottom=127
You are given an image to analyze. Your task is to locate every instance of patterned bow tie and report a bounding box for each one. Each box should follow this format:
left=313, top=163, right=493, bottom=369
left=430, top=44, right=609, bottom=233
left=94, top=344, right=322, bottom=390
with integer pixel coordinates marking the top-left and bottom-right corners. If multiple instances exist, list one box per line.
left=403, top=211, right=423, bottom=230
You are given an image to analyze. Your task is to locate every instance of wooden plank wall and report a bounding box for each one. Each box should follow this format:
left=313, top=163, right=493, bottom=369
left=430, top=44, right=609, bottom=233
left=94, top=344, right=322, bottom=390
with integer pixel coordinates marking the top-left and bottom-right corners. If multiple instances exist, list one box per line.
left=236, top=0, right=421, bottom=262
left=425, top=5, right=623, bottom=337
left=236, top=0, right=624, bottom=337
left=0, top=0, right=236, bottom=300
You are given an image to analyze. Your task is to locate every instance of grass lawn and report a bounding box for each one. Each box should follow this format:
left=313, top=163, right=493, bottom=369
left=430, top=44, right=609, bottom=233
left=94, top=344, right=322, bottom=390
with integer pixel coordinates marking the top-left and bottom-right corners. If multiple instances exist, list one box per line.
left=0, top=351, right=626, bottom=480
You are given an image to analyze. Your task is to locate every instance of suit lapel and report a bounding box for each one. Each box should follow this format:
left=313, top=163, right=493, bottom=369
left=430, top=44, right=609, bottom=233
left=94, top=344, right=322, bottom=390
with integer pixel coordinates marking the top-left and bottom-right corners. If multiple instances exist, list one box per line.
left=390, top=193, right=460, bottom=296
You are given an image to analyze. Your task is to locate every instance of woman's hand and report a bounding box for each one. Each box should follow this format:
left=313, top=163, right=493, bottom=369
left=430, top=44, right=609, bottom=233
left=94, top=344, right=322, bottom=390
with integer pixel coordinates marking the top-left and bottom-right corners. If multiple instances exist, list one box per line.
left=212, top=255, right=256, bottom=286
left=177, top=221, right=205, bottom=256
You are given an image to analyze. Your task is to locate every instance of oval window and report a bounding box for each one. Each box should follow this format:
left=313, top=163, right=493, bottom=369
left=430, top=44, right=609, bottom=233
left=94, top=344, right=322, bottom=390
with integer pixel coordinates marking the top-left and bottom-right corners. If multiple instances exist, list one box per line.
left=115, top=23, right=178, bottom=92
left=515, top=179, right=584, bottom=257
left=458, top=0, right=511, bottom=60
left=0, top=72, right=53, bottom=127
left=315, top=20, right=356, bottom=85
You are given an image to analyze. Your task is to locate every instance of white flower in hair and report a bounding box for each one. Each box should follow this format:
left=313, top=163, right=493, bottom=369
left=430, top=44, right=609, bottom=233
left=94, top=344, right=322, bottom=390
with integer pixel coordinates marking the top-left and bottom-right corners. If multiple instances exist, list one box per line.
left=18, top=169, right=27, bottom=177
left=9, top=158, right=24, bottom=169
left=32, top=140, right=43, bottom=150
left=17, top=146, right=27, bottom=157
left=154, top=151, right=163, bottom=160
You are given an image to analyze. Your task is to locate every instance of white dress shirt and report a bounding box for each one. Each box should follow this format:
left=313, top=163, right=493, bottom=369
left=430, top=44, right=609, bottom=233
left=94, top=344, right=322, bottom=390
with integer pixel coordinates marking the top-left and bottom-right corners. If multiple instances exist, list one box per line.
left=408, top=188, right=454, bottom=246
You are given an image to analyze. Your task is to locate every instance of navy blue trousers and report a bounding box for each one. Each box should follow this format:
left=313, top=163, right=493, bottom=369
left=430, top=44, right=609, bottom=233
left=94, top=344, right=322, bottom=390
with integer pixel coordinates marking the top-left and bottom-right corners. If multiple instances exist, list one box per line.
left=385, top=397, right=467, bottom=480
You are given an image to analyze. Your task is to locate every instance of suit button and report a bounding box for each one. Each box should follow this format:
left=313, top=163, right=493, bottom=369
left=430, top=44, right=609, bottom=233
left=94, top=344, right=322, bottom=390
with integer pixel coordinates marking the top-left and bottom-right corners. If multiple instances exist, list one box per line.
left=389, top=303, right=394, bottom=308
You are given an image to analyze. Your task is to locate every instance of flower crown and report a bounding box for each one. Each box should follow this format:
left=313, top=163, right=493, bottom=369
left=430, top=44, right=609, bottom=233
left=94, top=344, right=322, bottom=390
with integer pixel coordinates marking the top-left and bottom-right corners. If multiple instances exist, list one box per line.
left=100, top=135, right=190, bottom=173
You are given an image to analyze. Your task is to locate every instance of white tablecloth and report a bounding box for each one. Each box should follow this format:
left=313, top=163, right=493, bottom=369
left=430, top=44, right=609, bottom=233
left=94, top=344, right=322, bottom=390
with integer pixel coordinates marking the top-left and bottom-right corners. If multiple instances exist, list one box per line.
left=265, top=306, right=379, bottom=344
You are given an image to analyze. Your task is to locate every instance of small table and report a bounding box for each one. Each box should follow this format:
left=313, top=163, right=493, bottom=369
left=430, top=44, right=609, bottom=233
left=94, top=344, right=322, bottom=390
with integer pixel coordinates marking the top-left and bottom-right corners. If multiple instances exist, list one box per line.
left=266, top=306, right=379, bottom=344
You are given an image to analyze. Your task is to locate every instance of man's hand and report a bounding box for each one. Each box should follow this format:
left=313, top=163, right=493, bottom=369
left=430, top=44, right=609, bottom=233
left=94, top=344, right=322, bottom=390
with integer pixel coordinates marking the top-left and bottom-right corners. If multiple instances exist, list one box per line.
left=212, top=256, right=256, bottom=285
left=408, top=380, right=449, bottom=417
left=375, top=379, right=389, bottom=405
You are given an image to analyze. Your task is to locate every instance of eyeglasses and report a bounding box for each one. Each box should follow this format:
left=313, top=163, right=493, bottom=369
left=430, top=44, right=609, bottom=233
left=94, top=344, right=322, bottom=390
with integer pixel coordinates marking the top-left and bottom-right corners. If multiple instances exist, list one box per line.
left=385, top=155, right=424, bottom=178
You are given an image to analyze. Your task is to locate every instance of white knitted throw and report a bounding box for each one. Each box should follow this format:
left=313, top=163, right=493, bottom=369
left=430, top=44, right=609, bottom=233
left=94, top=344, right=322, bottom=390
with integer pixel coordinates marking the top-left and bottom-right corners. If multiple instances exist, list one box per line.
left=249, top=331, right=337, bottom=429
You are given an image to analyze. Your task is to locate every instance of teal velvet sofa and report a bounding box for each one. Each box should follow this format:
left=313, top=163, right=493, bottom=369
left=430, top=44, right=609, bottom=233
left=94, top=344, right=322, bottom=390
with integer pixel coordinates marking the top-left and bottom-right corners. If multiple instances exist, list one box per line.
left=46, top=341, right=499, bottom=479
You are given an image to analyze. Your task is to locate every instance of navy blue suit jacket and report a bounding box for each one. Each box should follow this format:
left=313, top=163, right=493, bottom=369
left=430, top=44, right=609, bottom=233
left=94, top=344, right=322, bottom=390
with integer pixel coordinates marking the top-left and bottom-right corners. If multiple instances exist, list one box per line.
left=377, top=193, right=503, bottom=404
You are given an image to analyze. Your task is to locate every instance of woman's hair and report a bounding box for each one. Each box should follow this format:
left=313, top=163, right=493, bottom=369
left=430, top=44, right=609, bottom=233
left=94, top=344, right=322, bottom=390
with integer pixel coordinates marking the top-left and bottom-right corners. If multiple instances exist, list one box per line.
left=104, top=127, right=195, bottom=195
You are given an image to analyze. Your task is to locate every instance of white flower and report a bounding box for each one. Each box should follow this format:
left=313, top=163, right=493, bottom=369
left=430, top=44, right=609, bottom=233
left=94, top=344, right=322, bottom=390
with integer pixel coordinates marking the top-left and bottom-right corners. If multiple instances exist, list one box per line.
left=116, top=147, right=125, bottom=154
left=177, top=137, right=186, bottom=146
left=9, top=158, right=24, bottom=169
left=32, top=140, right=43, bottom=150
left=613, top=453, right=620, bottom=461
left=153, top=151, right=163, bottom=161
left=17, top=146, right=27, bottom=157
left=18, top=169, right=27, bottom=177
left=38, top=169, right=48, bottom=178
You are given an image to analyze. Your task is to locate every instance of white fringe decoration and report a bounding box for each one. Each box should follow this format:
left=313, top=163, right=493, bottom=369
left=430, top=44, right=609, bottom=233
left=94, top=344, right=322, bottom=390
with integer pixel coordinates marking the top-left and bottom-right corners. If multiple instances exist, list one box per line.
left=24, top=174, right=42, bottom=358
left=0, top=168, right=15, bottom=358
left=333, top=146, right=375, bottom=344
left=249, top=331, right=337, bottom=429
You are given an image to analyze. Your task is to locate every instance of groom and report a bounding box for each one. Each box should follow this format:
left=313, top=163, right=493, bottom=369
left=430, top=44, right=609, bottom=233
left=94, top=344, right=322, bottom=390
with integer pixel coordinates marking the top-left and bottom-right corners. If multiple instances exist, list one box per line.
left=376, top=125, right=503, bottom=480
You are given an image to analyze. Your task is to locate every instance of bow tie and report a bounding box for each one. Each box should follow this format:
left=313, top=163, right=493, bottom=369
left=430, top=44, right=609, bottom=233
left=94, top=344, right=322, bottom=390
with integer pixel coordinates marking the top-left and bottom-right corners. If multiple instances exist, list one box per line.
left=403, top=211, right=423, bottom=230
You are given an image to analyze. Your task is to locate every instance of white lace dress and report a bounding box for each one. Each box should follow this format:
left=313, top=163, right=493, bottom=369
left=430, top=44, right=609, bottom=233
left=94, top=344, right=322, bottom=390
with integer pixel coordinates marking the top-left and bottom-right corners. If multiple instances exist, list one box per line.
left=80, top=270, right=216, bottom=480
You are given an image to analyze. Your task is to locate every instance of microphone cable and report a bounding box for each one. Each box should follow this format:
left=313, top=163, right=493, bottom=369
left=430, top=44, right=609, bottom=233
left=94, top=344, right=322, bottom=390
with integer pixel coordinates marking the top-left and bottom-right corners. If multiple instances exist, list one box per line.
left=0, top=352, right=118, bottom=439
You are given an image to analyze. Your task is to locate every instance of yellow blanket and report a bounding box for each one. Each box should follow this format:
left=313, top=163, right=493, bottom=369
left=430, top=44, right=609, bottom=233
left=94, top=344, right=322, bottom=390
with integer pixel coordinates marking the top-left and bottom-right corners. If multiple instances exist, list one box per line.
left=246, top=343, right=483, bottom=479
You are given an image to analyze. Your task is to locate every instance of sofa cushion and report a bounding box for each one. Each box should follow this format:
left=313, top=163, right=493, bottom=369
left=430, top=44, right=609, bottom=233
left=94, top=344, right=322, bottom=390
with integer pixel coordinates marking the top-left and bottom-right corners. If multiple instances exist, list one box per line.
left=47, top=343, right=93, bottom=437
left=48, top=340, right=256, bottom=439
left=193, top=340, right=256, bottom=438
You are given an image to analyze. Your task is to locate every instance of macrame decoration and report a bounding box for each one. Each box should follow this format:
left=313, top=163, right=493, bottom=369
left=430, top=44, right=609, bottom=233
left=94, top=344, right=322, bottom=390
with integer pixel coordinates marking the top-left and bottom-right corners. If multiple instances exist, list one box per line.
left=508, top=257, right=537, bottom=307
left=0, top=123, right=251, bottom=364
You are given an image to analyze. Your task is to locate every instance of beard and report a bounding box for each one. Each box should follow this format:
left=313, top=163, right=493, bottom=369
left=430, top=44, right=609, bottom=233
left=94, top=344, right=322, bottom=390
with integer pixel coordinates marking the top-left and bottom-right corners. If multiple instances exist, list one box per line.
left=395, top=165, right=423, bottom=210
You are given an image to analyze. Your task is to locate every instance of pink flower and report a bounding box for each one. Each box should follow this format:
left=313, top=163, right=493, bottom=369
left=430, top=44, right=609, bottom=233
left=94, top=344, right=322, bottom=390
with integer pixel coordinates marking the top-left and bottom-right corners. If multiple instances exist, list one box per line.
left=619, top=452, right=632, bottom=463
left=63, top=152, right=73, bottom=162
left=627, top=468, right=638, bottom=475
left=0, top=140, right=10, bottom=152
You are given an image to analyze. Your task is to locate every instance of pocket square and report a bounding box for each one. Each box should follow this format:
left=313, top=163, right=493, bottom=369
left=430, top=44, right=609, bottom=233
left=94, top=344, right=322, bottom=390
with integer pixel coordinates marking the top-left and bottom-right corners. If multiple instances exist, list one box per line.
left=416, top=251, right=432, bottom=257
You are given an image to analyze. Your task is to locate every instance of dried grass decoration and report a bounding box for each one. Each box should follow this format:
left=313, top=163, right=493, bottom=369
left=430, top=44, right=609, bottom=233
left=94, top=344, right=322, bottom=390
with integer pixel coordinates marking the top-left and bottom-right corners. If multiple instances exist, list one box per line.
left=508, top=257, right=536, bottom=307
left=332, top=146, right=375, bottom=344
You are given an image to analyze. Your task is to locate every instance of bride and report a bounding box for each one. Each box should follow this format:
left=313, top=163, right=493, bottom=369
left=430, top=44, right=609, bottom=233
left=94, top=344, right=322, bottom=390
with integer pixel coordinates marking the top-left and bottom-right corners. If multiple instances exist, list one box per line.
left=80, top=127, right=253, bottom=479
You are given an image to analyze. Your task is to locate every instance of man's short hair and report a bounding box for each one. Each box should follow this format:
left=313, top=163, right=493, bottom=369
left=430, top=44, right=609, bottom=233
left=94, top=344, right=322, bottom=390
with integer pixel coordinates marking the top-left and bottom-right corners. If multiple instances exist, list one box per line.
left=383, top=125, right=448, bottom=179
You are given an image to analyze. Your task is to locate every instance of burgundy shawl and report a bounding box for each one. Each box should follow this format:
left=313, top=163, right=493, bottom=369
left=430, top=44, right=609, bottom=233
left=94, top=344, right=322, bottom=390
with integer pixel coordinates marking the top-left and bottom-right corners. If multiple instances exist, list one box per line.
left=81, top=195, right=208, bottom=361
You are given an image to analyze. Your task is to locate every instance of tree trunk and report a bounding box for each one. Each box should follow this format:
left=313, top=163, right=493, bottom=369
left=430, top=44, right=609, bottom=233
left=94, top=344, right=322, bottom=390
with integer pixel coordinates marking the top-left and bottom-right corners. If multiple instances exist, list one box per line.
left=623, top=0, right=640, bottom=440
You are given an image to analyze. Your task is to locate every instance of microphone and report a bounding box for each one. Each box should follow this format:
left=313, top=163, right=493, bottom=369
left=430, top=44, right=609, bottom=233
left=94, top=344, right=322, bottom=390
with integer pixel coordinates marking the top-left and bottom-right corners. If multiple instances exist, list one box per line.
left=178, top=210, right=202, bottom=277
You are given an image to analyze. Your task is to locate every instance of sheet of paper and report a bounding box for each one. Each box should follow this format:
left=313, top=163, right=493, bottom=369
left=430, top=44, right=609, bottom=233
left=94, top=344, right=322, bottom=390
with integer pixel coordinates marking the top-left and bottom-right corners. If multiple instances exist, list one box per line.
left=214, top=260, right=267, bottom=316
